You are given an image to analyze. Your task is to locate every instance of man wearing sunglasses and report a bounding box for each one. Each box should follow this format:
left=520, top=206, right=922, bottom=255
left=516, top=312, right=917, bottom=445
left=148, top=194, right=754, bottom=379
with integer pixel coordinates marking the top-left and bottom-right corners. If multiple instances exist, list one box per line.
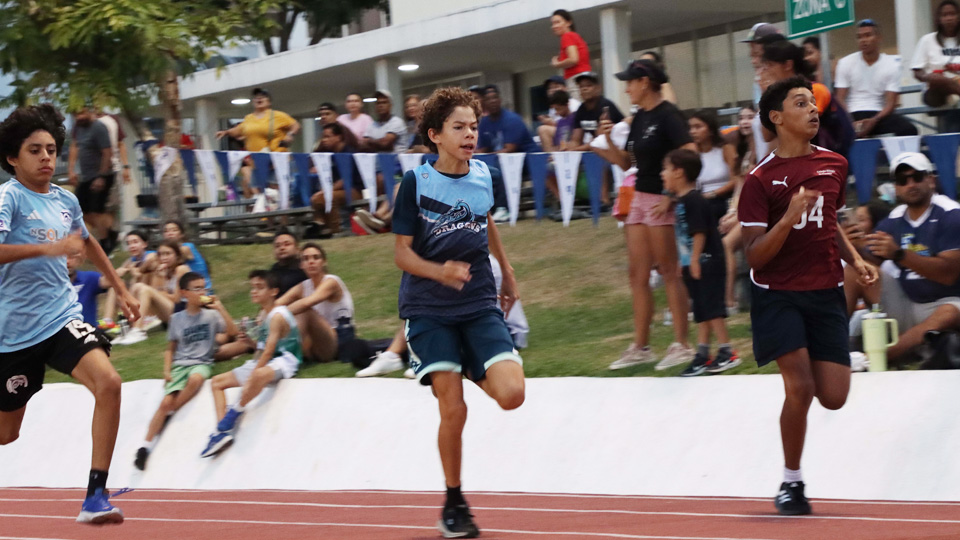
left=865, top=152, right=960, bottom=363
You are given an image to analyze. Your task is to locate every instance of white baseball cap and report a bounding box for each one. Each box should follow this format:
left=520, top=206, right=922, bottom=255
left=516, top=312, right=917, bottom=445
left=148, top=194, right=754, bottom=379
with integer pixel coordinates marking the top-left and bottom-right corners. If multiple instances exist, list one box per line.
left=890, top=152, right=934, bottom=174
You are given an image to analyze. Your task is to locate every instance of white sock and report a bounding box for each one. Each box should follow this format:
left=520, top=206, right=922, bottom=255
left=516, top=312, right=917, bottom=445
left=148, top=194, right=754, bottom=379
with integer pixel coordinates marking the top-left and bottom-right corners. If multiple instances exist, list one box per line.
left=232, top=403, right=245, bottom=413
left=380, top=351, right=400, bottom=362
left=784, top=467, right=803, bottom=483
left=143, top=439, right=157, bottom=451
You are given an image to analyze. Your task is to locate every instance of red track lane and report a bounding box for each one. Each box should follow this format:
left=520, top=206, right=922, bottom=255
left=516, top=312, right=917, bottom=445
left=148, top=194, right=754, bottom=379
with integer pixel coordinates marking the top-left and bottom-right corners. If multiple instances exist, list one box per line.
left=0, top=488, right=958, bottom=540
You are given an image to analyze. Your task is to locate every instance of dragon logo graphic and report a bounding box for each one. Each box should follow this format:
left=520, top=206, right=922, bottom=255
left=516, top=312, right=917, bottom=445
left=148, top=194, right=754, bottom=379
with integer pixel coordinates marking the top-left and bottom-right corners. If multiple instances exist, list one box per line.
left=432, top=200, right=481, bottom=237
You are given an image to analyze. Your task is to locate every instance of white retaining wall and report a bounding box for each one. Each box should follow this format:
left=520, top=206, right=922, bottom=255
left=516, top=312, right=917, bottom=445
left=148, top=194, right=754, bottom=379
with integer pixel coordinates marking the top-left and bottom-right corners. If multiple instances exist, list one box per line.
left=1, top=373, right=958, bottom=501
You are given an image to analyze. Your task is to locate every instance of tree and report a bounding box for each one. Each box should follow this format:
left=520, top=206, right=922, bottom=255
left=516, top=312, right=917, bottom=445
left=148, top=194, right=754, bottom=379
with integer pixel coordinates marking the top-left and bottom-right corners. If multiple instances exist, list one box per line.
left=257, top=0, right=387, bottom=54
left=0, top=0, right=278, bottom=224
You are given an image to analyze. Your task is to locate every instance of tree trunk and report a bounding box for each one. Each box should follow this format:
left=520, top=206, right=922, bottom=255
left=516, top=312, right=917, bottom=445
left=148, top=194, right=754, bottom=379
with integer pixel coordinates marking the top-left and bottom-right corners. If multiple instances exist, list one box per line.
left=262, top=38, right=275, bottom=55
left=155, top=68, right=187, bottom=228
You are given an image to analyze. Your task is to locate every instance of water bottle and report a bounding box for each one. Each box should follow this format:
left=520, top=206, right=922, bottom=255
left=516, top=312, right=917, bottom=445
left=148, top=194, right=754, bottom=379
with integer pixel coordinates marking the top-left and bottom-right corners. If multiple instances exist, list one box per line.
left=119, top=319, right=129, bottom=337
left=862, top=304, right=899, bottom=372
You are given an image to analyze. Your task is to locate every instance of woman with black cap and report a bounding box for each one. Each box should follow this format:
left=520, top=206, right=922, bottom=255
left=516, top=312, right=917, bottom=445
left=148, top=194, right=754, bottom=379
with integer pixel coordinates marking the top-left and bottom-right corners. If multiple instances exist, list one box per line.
left=594, top=58, right=698, bottom=371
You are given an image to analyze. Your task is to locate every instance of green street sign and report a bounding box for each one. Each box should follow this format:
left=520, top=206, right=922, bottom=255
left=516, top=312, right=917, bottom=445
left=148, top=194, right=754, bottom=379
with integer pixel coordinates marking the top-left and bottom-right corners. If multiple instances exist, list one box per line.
left=785, top=0, right=856, bottom=38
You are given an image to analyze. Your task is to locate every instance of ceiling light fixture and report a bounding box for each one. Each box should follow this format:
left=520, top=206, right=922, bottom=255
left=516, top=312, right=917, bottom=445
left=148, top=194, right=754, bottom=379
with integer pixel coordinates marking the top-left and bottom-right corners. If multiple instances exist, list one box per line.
left=363, top=97, right=377, bottom=103
left=231, top=98, right=251, bottom=105
left=398, top=64, right=419, bottom=72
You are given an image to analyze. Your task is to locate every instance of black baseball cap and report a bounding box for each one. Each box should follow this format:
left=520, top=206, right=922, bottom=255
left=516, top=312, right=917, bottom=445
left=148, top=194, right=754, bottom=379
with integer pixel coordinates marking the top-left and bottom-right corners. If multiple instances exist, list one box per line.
left=252, top=87, right=271, bottom=98
left=544, top=75, right=565, bottom=86
left=614, top=59, right=668, bottom=84
left=574, top=71, right=600, bottom=83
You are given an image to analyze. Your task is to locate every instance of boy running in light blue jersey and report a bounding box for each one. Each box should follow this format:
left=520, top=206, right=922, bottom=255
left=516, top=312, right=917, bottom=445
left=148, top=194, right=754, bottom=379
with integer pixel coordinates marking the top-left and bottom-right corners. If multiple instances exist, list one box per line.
left=0, top=104, right=140, bottom=524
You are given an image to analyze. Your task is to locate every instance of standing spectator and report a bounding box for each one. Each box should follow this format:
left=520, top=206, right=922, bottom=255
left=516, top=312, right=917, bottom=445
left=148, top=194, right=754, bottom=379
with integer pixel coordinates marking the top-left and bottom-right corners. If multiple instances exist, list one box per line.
left=537, top=75, right=582, bottom=145
left=741, top=22, right=784, bottom=158
left=337, top=92, right=374, bottom=140
left=317, top=102, right=338, bottom=127
left=270, top=230, right=308, bottom=297
left=361, top=90, right=408, bottom=153
left=95, top=110, right=130, bottom=254
left=550, top=9, right=591, bottom=97
left=639, top=51, right=678, bottom=104
left=68, top=106, right=114, bottom=252
left=802, top=36, right=824, bottom=84
left=688, top=110, right=738, bottom=220
left=865, top=152, right=960, bottom=363
left=540, top=90, right=576, bottom=152
left=835, top=20, right=918, bottom=137
left=912, top=0, right=960, bottom=107
left=594, top=59, right=697, bottom=370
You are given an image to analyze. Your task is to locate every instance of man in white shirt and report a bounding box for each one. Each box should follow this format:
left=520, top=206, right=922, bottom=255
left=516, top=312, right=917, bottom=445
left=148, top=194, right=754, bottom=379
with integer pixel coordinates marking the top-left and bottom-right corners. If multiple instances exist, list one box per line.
left=361, top=90, right=408, bottom=154
left=836, top=20, right=917, bottom=138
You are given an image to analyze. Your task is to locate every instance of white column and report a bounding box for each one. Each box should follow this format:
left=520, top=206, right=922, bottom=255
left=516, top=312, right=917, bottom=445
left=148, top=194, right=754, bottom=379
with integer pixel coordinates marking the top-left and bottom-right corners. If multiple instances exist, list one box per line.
left=195, top=99, right=220, bottom=151
left=375, top=57, right=404, bottom=117
left=300, top=117, right=317, bottom=153
left=896, top=0, right=932, bottom=87
left=600, top=7, right=632, bottom=115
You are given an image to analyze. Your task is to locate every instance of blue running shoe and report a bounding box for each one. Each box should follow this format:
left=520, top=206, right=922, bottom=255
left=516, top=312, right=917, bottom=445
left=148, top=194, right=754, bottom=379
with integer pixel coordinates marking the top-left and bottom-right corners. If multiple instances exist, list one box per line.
left=200, top=430, right=234, bottom=458
left=76, top=488, right=125, bottom=524
left=216, top=408, right=243, bottom=432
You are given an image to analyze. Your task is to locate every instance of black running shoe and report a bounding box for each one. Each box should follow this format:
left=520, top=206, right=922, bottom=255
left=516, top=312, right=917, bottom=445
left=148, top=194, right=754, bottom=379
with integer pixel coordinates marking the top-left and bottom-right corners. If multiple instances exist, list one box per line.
left=706, top=349, right=741, bottom=374
left=775, top=481, right=812, bottom=515
left=134, top=447, right=149, bottom=471
left=680, top=352, right=710, bottom=377
left=438, top=503, right=480, bottom=538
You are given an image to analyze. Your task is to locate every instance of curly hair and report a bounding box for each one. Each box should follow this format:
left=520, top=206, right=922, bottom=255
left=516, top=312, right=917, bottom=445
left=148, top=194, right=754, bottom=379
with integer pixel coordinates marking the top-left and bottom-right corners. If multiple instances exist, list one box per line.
left=419, top=87, right=482, bottom=153
left=0, top=104, right=66, bottom=175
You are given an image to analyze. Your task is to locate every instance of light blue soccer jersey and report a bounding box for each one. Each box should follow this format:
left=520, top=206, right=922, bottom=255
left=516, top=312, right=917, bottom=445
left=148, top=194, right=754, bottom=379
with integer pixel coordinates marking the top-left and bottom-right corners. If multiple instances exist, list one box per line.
left=0, top=180, right=89, bottom=352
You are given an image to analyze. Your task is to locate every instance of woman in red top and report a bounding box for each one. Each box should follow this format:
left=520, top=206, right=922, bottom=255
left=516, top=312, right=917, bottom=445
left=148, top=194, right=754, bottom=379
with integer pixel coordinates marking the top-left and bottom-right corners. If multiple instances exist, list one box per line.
left=550, top=9, right=591, bottom=95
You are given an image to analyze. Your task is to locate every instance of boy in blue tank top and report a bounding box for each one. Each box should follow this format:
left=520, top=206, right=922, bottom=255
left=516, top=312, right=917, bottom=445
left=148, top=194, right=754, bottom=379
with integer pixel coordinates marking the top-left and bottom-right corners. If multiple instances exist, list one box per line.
left=393, top=87, right=525, bottom=539
left=0, top=105, right=140, bottom=524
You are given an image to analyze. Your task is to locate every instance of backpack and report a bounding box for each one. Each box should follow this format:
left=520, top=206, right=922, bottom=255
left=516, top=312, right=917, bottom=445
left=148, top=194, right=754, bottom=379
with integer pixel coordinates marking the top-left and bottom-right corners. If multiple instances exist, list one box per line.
left=919, top=330, right=960, bottom=370
left=813, top=89, right=856, bottom=158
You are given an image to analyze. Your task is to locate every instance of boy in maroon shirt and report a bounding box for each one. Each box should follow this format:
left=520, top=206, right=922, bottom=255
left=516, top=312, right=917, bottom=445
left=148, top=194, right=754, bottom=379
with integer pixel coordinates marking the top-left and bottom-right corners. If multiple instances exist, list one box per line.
left=739, top=76, right=877, bottom=515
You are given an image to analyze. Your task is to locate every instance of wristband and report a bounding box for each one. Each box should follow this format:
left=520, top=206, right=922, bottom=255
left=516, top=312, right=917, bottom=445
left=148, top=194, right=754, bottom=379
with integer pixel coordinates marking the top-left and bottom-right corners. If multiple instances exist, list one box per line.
left=892, top=248, right=905, bottom=262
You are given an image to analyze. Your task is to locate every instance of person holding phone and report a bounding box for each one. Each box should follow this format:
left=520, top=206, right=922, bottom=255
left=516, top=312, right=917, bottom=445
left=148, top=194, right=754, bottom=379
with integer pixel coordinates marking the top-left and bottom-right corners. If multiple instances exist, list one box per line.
left=216, top=88, right=300, bottom=152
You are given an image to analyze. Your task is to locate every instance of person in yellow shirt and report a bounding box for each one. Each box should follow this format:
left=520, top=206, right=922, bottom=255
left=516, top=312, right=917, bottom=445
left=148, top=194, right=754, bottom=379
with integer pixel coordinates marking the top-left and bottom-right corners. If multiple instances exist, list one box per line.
left=216, top=88, right=300, bottom=197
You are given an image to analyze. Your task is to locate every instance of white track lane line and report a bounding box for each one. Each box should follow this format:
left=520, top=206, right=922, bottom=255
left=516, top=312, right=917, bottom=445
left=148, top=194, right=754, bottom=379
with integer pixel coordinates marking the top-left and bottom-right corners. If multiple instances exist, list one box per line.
left=0, top=537, right=77, bottom=540
left=3, top=488, right=959, bottom=507
left=0, top=514, right=779, bottom=540
left=2, top=498, right=960, bottom=525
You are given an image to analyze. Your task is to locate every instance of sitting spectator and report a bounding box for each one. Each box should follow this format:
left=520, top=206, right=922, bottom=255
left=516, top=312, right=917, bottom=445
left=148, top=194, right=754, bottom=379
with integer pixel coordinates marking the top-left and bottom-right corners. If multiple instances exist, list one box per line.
left=351, top=182, right=400, bottom=235
left=116, top=240, right=191, bottom=345
left=835, top=20, right=918, bottom=138
left=162, top=220, right=212, bottom=291
left=338, top=92, right=374, bottom=141
left=478, top=84, right=542, bottom=222
left=68, top=252, right=110, bottom=327
left=912, top=0, right=960, bottom=108
left=276, top=243, right=357, bottom=363
left=639, top=51, right=678, bottom=104
left=688, top=110, right=738, bottom=220
left=270, top=230, right=308, bottom=297
left=537, top=76, right=581, bottom=146
left=309, top=122, right=361, bottom=236
left=201, top=270, right=303, bottom=458
left=101, top=229, right=157, bottom=326
left=134, top=272, right=238, bottom=470
left=569, top=72, right=624, bottom=151
left=317, top=102, right=338, bottom=128
left=403, top=94, right=430, bottom=153
left=361, top=90, right=408, bottom=153
left=539, top=90, right=576, bottom=152
left=865, top=152, right=960, bottom=363
left=468, top=85, right=486, bottom=115
left=843, top=200, right=892, bottom=315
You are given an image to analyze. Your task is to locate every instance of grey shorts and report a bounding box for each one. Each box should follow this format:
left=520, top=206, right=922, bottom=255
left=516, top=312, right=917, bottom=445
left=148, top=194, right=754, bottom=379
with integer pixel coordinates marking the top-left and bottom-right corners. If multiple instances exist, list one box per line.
left=881, top=272, right=960, bottom=330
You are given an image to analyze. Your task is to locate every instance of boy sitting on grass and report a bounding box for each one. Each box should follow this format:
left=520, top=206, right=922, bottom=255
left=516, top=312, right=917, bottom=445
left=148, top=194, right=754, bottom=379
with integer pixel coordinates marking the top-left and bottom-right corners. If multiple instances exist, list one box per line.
left=661, top=149, right=739, bottom=376
left=134, top=271, right=237, bottom=470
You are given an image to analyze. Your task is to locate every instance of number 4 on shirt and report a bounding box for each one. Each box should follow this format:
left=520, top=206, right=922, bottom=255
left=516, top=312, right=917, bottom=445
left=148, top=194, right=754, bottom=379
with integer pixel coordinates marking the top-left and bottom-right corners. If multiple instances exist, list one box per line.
left=793, top=195, right=824, bottom=230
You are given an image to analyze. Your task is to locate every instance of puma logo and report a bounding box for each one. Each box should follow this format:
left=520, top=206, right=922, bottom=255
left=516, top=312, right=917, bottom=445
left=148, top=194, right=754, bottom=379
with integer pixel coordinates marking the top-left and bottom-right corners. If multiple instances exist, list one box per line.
left=772, top=177, right=788, bottom=188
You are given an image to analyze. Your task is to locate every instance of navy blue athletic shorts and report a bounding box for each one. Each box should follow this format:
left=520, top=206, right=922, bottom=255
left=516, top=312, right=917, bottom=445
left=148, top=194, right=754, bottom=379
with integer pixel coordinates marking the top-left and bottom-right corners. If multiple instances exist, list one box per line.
left=750, top=285, right=849, bottom=367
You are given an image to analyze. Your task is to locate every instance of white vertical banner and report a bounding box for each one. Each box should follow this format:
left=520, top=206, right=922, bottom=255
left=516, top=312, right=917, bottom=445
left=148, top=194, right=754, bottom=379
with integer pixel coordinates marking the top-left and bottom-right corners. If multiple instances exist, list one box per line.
left=880, top=136, right=921, bottom=164
left=309, top=153, right=334, bottom=213
left=227, top=151, right=250, bottom=183
left=353, top=153, right=378, bottom=213
left=497, top=153, right=526, bottom=226
left=552, top=151, right=582, bottom=226
left=270, top=152, right=292, bottom=210
left=152, top=146, right=179, bottom=184
left=194, top=150, right=221, bottom=206
left=398, top=153, right=424, bottom=175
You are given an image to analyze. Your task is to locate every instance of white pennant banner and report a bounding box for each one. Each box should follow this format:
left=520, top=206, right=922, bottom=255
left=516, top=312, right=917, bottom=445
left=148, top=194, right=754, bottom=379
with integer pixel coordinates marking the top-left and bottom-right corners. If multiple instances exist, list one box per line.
left=152, top=146, right=179, bottom=184
left=353, top=153, right=378, bottom=213
left=497, top=153, right=526, bottom=226
left=880, top=136, right=922, bottom=165
left=309, top=153, right=335, bottom=213
left=552, top=151, right=582, bottom=226
left=227, top=151, right=250, bottom=183
left=270, top=153, right=292, bottom=210
left=398, top=153, right=424, bottom=174
left=194, top=150, right=221, bottom=206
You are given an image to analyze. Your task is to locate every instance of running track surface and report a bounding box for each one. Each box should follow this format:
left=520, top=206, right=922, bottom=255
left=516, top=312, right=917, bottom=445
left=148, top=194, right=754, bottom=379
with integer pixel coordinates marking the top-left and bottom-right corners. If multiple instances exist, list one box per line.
left=1, top=488, right=958, bottom=540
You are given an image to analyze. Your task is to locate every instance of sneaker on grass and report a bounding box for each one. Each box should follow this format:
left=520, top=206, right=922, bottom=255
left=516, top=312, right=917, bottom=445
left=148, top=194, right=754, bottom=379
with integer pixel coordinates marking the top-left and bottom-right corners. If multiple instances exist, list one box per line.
left=403, top=367, right=416, bottom=379
left=112, top=328, right=147, bottom=346
left=655, top=342, right=695, bottom=371
left=775, top=481, right=812, bottom=515
left=141, top=316, right=163, bottom=333
left=77, top=488, right=124, bottom=524
left=438, top=503, right=480, bottom=539
left=608, top=343, right=655, bottom=370
left=354, top=209, right=386, bottom=231
left=680, top=352, right=710, bottom=377
left=491, top=207, right=510, bottom=223
left=706, top=349, right=741, bottom=374
left=356, top=351, right=404, bottom=377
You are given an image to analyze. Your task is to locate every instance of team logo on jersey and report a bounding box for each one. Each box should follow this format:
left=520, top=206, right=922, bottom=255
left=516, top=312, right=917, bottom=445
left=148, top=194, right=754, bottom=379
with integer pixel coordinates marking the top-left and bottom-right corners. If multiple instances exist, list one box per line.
left=432, top=199, right=481, bottom=237
left=60, top=210, right=71, bottom=226
left=422, top=172, right=429, bottom=179
left=5, top=375, right=27, bottom=395
left=817, top=169, right=836, bottom=176
left=772, top=177, right=789, bottom=188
